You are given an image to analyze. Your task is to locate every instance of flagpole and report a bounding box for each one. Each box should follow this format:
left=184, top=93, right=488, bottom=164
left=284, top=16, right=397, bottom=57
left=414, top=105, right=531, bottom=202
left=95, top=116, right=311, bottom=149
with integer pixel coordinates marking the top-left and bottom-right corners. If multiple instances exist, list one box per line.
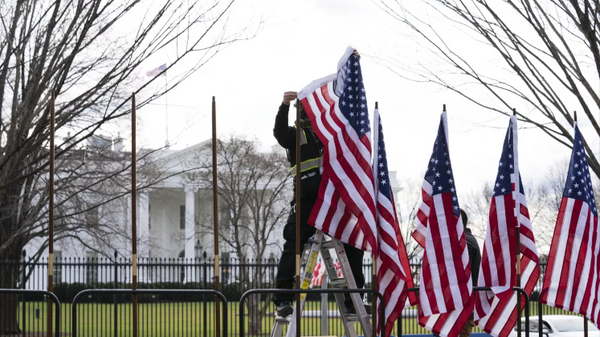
left=295, top=99, right=302, bottom=337
left=573, top=111, right=589, bottom=337
left=131, top=93, right=138, bottom=337
left=47, top=90, right=55, bottom=337
left=212, top=96, right=221, bottom=337
left=164, top=71, right=169, bottom=147
left=372, top=102, right=379, bottom=337
left=512, top=108, right=523, bottom=337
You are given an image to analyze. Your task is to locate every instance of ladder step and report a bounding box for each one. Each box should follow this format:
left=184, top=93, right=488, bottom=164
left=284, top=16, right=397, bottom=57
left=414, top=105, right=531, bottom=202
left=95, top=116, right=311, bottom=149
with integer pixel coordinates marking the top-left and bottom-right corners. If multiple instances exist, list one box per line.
left=331, top=279, right=347, bottom=288
left=275, top=316, right=291, bottom=323
left=345, top=314, right=372, bottom=323
left=321, top=241, right=335, bottom=250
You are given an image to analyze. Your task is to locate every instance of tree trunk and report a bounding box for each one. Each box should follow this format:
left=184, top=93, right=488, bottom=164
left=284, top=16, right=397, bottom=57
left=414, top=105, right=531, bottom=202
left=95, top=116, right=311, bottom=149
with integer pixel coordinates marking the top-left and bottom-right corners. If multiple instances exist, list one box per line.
left=0, top=259, right=21, bottom=333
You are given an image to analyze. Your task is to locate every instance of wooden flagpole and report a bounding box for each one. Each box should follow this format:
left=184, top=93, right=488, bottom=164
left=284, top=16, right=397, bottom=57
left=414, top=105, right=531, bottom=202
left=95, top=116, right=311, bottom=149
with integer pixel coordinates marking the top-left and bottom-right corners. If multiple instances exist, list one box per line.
left=131, top=93, right=138, bottom=337
left=212, top=96, right=221, bottom=337
left=513, top=108, right=522, bottom=337
left=47, top=90, right=55, bottom=337
left=295, top=99, right=302, bottom=337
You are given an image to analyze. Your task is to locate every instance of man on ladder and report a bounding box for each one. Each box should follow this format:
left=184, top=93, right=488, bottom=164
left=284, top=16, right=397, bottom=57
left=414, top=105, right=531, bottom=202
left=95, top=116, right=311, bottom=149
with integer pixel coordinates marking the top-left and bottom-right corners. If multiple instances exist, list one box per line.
left=272, top=89, right=372, bottom=318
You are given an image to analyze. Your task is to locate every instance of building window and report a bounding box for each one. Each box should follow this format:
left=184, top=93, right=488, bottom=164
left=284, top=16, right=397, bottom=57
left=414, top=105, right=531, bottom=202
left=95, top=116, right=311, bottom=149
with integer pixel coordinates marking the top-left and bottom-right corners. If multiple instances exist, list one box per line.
left=148, top=204, right=151, bottom=230
left=86, top=208, right=99, bottom=227
left=180, top=205, right=185, bottom=230
left=53, top=251, right=62, bottom=285
left=86, top=251, right=98, bottom=284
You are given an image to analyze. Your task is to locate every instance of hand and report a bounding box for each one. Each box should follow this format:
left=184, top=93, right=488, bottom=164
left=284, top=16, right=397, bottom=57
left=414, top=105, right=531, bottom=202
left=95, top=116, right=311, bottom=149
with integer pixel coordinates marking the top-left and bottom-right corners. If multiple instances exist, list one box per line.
left=353, top=49, right=361, bottom=59
left=283, top=91, right=297, bottom=105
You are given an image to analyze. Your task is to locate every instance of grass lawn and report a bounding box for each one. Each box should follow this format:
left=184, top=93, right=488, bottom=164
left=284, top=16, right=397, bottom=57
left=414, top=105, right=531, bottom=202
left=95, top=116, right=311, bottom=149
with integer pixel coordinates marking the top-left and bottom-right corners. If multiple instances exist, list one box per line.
left=16, top=301, right=582, bottom=336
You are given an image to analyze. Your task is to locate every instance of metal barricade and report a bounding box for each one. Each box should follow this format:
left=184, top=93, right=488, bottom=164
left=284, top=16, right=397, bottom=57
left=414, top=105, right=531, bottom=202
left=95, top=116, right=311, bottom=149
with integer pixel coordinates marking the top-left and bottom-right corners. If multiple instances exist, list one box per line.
left=71, top=289, right=227, bottom=337
left=239, top=288, right=385, bottom=337
left=397, top=286, right=530, bottom=337
left=0, top=289, right=61, bottom=337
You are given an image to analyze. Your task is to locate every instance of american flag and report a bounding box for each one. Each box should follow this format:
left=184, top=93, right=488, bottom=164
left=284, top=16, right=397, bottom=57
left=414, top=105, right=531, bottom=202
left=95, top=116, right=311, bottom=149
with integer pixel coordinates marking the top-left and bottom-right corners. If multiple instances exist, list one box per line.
left=474, top=116, right=539, bottom=337
left=372, top=109, right=418, bottom=336
left=310, top=260, right=325, bottom=287
left=146, top=63, right=166, bottom=77
left=541, top=123, right=599, bottom=325
left=413, top=111, right=473, bottom=337
left=310, top=259, right=342, bottom=287
left=299, top=47, right=377, bottom=253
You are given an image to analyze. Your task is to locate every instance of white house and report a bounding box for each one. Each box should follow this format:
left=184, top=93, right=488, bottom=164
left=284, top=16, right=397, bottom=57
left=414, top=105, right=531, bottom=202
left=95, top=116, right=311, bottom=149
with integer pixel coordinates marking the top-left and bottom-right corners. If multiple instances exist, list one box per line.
left=23, top=136, right=402, bottom=286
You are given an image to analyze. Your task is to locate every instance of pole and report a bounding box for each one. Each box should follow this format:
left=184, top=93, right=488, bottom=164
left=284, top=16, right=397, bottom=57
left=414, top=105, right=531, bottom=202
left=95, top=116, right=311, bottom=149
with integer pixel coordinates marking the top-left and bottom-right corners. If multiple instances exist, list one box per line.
left=321, top=272, right=328, bottom=336
left=203, top=253, right=208, bottom=337
left=131, top=93, right=138, bottom=337
left=512, top=108, right=522, bottom=337
left=114, top=250, right=118, bottom=337
left=295, top=99, right=302, bottom=337
left=573, top=111, right=587, bottom=337
left=164, top=73, right=169, bottom=147
left=22, top=250, right=26, bottom=337
left=372, top=101, right=379, bottom=337
left=211, top=96, right=221, bottom=337
left=47, top=90, right=55, bottom=337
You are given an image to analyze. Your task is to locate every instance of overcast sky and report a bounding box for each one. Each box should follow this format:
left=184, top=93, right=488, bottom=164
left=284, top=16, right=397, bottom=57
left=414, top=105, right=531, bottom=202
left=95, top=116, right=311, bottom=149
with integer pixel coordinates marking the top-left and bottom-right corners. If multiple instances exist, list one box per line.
left=130, top=0, right=598, bottom=199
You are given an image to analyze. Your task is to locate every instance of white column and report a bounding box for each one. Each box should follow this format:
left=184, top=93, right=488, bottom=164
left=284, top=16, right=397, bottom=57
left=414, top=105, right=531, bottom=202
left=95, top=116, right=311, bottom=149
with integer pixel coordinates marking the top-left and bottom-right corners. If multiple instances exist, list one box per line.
left=183, top=189, right=195, bottom=283
left=139, top=193, right=150, bottom=257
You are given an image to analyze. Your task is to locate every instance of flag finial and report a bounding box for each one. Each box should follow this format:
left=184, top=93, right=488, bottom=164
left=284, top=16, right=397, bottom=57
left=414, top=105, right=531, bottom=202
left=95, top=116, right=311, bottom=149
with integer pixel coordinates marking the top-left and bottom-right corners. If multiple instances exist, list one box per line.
left=375, top=101, right=378, bottom=109
left=574, top=111, right=578, bottom=123
left=443, top=104, right=446, bottom=112
left=512, top=108, right=517, bottom=116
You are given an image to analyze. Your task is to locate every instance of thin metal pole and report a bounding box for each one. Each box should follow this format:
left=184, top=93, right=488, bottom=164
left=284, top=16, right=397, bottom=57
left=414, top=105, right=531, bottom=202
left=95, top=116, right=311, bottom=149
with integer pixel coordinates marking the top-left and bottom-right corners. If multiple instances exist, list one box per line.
left=321, top=273, right=328, bottom=336
left=372, top=101, right=379, bottom=337
left=512, top=108, right=522, bottom=337
left=211, top=96, right=221, bottom=337
left=47, top=90, right=55, bottom=337
left=22, top=250, right=26, bottom=337
left=295, top=99, right=302, bottom=337
left=203, top=257, right=208, bottom=337
left=114, top=250, right=118, bottom=337
left=131, top=93, right=138, bottom=337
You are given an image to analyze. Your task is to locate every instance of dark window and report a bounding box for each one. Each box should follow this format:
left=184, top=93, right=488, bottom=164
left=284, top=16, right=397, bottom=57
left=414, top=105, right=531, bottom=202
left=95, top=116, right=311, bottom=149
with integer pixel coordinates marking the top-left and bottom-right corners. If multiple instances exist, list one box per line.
left=180, top=205, right=185, bottom=230
left=86, top=251, right=98, bottom=284
left=86, top=208, right=99, bottom=227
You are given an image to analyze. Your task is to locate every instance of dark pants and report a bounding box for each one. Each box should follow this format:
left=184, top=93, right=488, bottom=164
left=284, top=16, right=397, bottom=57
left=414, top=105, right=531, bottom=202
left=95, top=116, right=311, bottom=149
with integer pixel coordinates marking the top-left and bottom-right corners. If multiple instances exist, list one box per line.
left=274, top=198, right=365, bottom=306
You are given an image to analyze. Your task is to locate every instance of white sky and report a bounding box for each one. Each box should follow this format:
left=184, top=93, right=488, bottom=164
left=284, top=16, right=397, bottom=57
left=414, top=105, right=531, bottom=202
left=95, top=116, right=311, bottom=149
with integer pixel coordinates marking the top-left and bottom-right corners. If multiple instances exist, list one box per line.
left=131, top=0, right=598, bottom=198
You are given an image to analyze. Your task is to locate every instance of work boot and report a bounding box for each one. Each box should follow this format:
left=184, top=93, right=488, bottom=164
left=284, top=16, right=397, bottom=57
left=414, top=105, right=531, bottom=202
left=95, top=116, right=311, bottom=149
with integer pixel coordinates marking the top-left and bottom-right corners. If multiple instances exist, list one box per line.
left=276, top=301, right=293, bottom=317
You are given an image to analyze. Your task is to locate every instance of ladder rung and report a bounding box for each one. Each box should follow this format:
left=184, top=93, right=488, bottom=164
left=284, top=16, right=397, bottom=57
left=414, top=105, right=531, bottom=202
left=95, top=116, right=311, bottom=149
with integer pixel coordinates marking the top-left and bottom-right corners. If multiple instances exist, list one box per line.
left=345, top=314, right=371, bottom=323
left=275, top=316, right=291, bottom=323
left=331, top=279, right=347, bottom=288
left=321, top=241, right=335, bottom=250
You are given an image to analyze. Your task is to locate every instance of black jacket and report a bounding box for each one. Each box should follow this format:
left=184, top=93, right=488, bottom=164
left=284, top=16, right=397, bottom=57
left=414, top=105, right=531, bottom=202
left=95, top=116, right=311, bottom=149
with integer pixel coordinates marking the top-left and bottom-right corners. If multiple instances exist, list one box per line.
left=273, top=103, right=322, bottom=199
left=465, top=227, right=481, bottom=286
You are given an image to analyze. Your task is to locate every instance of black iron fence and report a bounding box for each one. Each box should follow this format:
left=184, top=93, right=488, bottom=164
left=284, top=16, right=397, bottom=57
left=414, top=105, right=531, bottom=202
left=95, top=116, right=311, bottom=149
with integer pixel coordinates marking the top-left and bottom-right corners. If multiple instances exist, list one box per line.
left=0, top=253, right=580, bottom=336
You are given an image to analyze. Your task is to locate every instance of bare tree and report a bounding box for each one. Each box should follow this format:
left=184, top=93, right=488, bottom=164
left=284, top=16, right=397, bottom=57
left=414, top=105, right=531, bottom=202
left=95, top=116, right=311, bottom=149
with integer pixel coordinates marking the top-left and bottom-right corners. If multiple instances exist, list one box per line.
left=396, top=176, right=425, bottom=261
left=462, top=182, right=493, bottom=240
left=192, top=135, right=290, bottom=335
left=376, top=0, right=600, bottom=178
left=0, top=0, right=257, bottom=332
left=461, top=161, right=600, bottom=252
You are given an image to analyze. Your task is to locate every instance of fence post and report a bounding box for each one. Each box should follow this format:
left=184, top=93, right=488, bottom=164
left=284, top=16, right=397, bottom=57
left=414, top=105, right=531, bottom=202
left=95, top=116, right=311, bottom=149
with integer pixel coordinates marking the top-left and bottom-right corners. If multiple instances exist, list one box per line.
left=203, top=251, right=207, bottom=337
left=22, top=250, right=26, bottom=337
left=113, top=250, right=118, bottom=337
left=321, top=273, right=328, bottom=336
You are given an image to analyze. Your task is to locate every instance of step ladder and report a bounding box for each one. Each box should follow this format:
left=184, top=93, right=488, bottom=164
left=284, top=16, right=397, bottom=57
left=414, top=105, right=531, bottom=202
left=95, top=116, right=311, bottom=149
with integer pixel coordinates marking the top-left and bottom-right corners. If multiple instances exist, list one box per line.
left=270, top=230, right=373, bottom=337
